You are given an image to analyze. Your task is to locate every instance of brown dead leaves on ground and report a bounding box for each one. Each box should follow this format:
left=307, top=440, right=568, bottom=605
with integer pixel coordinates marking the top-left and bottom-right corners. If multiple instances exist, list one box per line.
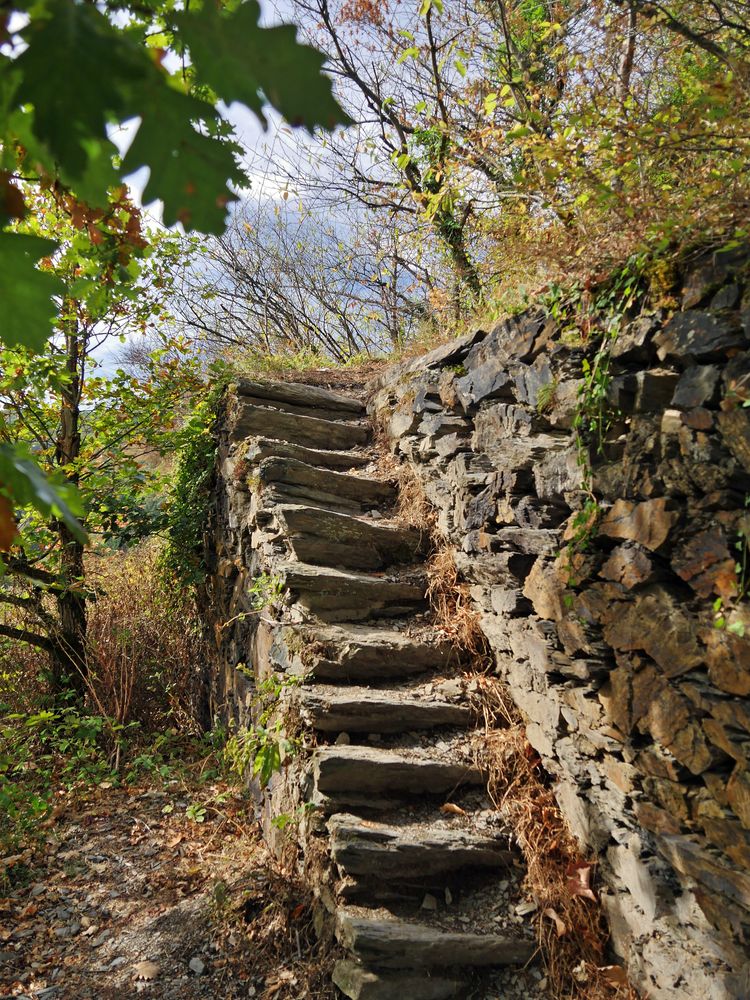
left=472, top=676, right=639, bottom=1000
left=0, top=778, right=334, bottom=1000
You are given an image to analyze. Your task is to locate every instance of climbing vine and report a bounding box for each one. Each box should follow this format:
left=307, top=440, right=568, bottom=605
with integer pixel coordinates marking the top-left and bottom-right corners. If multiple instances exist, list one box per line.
left=545, top=253, right=651, bottom=584
left=162, top=377, right=228, bottom=587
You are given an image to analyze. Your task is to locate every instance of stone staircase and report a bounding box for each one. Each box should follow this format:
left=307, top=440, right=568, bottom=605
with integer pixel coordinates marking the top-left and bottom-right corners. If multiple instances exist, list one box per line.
left=217, top=378, right=538, bottom=999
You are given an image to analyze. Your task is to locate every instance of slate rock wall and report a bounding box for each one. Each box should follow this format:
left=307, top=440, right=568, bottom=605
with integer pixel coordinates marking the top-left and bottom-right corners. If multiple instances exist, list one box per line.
left=369, top=249, right=750, bottom=1000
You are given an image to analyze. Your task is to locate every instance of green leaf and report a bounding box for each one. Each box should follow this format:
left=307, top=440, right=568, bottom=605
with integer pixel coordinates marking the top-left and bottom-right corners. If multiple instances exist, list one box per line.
left=10, top=0, right=145, bottom=183
left=172, top=1, right=351, bottom=132
left=0, top=232, right=62, bottom=351
left=398, top=46, right=420, bottom=64
left=0, top=443, right=87, bottom=544
left=123, top=87, right=245, bottom=233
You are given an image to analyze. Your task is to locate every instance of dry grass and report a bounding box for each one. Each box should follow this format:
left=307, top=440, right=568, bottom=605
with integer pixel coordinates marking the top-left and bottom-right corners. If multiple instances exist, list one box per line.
left=85, top=541, right=209, bottom=731
left=425, top=546, right=487, bottom=657
left=217, top=849, right=337, bottom=1000
left=393, top=464, right=487, bottom=655
left=474, top=677, right=638, bottom=1000
left=393, top=462, right=438, bottom=534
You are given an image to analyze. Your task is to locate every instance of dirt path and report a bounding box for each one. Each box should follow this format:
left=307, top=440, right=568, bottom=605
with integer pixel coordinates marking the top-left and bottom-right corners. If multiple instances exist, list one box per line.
left=1, top=780, right=332, bottom=1000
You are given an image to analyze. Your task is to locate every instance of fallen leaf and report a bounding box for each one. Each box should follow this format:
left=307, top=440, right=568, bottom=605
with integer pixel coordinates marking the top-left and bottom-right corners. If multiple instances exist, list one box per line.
left=600, top=965, right=629, bottom=986
left=19, top=903, right=38, bottom=919
left=133, top=960, right=160, bottom=981
left=289, top=903, right=305, bottom=920
left=0, top=851, right=30, bottom=868
left=440, top=803, right=467, bottom=817
left=543, top=907, right=567, bottom=937
left=565, top=861, right=597, bottom=901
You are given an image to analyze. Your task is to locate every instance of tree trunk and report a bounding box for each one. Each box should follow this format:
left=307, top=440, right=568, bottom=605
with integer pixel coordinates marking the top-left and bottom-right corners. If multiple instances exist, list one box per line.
left=50, top=309, right=87, bottom=698
left=437, top=212, right=482, bottom=300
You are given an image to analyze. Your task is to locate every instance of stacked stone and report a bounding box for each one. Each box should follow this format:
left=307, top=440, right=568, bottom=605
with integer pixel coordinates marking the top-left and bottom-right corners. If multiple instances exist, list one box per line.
left=205, top=378, right=536, bottom=999
left=369, top=247, right=750, bottom=1000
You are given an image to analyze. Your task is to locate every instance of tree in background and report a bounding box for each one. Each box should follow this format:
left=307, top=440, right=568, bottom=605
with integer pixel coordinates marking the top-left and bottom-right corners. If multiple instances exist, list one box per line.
left=0, top=185, right=200, bottom=694
left=175, top=197, right=435, bottom=362
left=244, top=0, right=750, bottom=314
left=0, top=0, right=350, bottom=564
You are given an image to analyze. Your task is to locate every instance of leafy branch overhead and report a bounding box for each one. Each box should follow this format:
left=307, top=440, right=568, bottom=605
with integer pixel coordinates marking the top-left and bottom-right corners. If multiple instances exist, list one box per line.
left=0, top=0, right=348, bottom=537
left=0, top=0, right=350, bottom=349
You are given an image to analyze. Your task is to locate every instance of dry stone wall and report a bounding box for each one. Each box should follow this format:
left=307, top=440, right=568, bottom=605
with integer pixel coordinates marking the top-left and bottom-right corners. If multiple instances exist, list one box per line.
left=369, top=248, right=750, bottom=1000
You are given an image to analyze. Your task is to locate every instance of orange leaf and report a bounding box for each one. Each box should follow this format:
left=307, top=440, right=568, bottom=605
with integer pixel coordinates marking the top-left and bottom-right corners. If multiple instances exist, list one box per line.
left=600, top=965, right=629, bottom=986
left=290, top=902, right=305, bottom=920
left=543, top=907, right=567, bottom=937
left=565, top=861, right=597, bottom=902
left=440, top=803, right=467, bottom=817
left=0, top=495, right=18, bottom=551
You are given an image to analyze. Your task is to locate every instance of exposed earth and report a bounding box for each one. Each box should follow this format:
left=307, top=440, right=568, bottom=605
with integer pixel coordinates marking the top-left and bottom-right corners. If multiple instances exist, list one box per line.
left=0, top=777, right=333, bottom=1000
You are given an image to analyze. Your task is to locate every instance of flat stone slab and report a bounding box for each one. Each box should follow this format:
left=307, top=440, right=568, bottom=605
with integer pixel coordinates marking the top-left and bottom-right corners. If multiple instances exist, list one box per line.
left=332, top=960, right=462, bottom=1000
left=235, top=378, right=365, bottom=416
left=279, top=563, right=425, bottom=622
left=277, top=506, right=421, bottom=571
left=294, top=624, right=455, bottom=681
left=231, top=403, right=368, bottom=451
left=244, top=437, right=370, bottom=470
left=299, top=687, right=470, bottom=733
left=328, top=813, right=514, bottom=877
left=336, top=909, right=536, bottom=969
left=260, top=457, right=395, bottom=508
left=313, top=746, right=482, bottom=796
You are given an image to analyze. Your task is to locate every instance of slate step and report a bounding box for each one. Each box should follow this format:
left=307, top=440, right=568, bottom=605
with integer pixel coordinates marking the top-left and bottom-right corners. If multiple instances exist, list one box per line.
left=333, top=960, right=462, bottom=1000
left=231, top=402, right=369, bottom=451
left=328, top=813, right=514, bottom=878
left=259, top=457, right=395, bottom=513
left=298, top=687, right=470, bottom=733
left=289, top=624, right=455, bottom=682
left=336, top=908, right=536, bottom=969
left=277, top=505, right=421, bottom=571
left=312, top=746, right=482, bottom=796
left=244, top=437, right=370, bottom=471
left=235, top=377, right=365, bottom=418
left=279, top=563, right=425, bottom=622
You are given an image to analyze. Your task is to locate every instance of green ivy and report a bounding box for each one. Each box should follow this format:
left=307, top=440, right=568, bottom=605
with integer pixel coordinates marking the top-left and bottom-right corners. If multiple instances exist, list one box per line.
left=162, top=377, right=227, bottom=588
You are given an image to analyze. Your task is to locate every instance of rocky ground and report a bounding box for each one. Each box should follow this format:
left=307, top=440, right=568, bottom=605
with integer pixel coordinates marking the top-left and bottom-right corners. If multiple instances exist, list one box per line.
left=0, top=778, right=333, bottom=1000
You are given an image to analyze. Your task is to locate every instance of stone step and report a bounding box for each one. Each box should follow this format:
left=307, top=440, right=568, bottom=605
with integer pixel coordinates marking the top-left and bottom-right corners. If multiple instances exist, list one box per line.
left=328, top=813, right=514, bottom=878
left=231, top=402, right=369, bottom=451
left=277, top=506, right=422, bottom=571
left=312, top=746, right=482, bottom=796
left=298, top=686, right=470, bottom=733
left=259, top=457, right=395, bottom=511
left=278, top=563, right=425, bottom=622
left=333, top=960, right=462, bottom=1000
left=235, top=377, right=365, bottom=418
left=335, top=908, right=536, bottom=970
left=287, top=624, right=455, bottom=682
left=244, top=437, right=370, bottom=471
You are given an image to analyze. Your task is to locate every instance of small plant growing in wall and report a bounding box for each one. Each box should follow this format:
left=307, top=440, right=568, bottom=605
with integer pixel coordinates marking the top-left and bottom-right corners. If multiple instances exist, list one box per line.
left=536, top=377, right=559, bottom=415
left=713, top=520, right=750, bottom=637
left=222, top=673, right=302, bottom=789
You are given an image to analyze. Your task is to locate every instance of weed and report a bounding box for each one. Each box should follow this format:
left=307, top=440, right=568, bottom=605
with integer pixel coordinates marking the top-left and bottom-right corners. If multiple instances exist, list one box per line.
left=186, top=802, right=207, bottom=823
left=222, top=673, right=303, bottom=790
left=536, top=377, right=559, bottom=415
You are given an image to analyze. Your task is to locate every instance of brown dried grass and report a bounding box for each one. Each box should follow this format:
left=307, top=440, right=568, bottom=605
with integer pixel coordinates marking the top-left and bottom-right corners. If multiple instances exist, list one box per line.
left=393, top=465, right=487, bottom=655
left=394, top=462, right=438, bottom=535
left=85, top=542, right=208, bottom=731
left=425, top=546, right=487, bottom=658
left=474, top=677, right=639, bottom=1000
